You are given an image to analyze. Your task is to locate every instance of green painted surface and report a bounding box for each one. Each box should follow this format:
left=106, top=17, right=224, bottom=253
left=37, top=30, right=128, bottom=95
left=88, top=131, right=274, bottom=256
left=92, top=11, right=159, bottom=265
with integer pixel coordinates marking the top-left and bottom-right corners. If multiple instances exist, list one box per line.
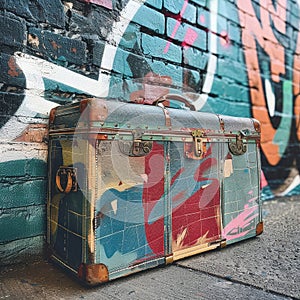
left=166, top=18, right=207, bottom=51
left=146, top=0, right=162, bottom=9
left=164, top=0, right=197, bottom=23
left=0, top=159, right=46, bottom=177
left=0, top=180, right=46, bottom=209
left=0, top=235, right=44, bottom=265
left=0, top=205, right=45, bottom=243
left=141, top=33, right=182, bottom=63
left=133, top=5, right=165, bottom=34
left=183, top=47, right=209, bottom=70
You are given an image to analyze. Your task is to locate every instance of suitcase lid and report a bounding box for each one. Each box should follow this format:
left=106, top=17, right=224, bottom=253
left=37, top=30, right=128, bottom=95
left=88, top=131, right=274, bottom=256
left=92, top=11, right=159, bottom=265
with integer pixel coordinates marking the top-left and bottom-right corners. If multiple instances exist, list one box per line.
left=50, top=97, right=259, bottom=134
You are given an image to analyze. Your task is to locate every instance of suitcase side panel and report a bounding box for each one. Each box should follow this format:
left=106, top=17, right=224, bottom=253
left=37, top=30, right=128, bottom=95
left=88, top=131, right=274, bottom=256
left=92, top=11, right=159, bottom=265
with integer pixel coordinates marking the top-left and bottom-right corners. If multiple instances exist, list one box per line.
left=170, top=141, right=221, bottom=260
left=47, top=135, right=91, bottom=271
left=94, top=140, right=166, bottom=274
left=222, top=140, right=262, bottom=244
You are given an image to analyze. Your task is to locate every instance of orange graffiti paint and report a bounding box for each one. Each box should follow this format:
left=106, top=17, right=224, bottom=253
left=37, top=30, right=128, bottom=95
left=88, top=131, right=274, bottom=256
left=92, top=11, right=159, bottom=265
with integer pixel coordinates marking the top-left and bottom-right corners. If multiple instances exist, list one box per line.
left=294, top=31, right=300, bottom=140
left=7, top=56, right=23, bottom=77
left=237, top=0, right=289, bottom=166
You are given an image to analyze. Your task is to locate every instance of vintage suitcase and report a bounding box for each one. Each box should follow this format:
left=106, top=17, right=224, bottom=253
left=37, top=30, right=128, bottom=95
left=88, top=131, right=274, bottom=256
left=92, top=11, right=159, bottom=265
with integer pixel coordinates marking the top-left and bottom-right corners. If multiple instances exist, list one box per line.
left=47, top=97, right=263, bottom=285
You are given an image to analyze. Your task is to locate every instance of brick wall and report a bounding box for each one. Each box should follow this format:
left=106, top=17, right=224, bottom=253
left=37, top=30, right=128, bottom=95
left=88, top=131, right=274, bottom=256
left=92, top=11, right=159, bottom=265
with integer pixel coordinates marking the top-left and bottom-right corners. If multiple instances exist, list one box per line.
left=0, top=0, right=299, bottom=264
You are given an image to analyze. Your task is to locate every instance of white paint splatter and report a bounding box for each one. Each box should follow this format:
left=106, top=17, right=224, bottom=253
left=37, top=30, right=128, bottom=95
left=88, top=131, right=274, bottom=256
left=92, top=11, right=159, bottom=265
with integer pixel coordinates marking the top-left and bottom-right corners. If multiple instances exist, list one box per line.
left=265, top=79, right=275, bottom=117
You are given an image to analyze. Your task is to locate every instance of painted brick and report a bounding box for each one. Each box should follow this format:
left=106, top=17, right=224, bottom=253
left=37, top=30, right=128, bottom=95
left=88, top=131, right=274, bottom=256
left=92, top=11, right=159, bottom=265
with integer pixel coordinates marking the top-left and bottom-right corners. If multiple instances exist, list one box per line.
left=0, top=15, right=26, bottom=50
left=80, top=0, right=113, bottom=9
left=191, top=0, right=206, bottom=7
left=212, top=76, right=248, bottom=103
left=146, top=0, right=162, bottom=9
left=0, top=92, right=25, bottom=128
left=118, top=23, right=142, bottom=50
left=145, top=58, right=183, bottom=84
left=0, top=54, right=26, bottom=88
left=0, top=179, right=46, bottom=209
left=218, top=40, right=239, bottom=61
left=0, top=159, right=46, bottom=178
left=228, top=22, right=241, bottom=44
left=182, top=3, right=197, bottom=24
left=163, top=0, right=197, bottom=23
left=28, top=28, right=87, bottom=65
left=142, top=33, right=182, bottom=64
left=290, top=9, right=300, bottom=30
left=217, top=58, right=247, bottom=83
left=111, top=48, right=134, bottom=76
left=125, top=52, right=152, bottom=79
left=210, top=76, right=227, bottom=98
left=28, top=0, right=65, bottom=28
left=93, top=40, right=106, bottom=67
left=166, top=17, right=207, bottom=51
left=207, top=32, right=226, bottom=55
left=69, top=9, right=114, bottom=40
left=0, top=205, right=45, bottom=243
left=217, top=0, right=238, bottom=22
left=132, top=5, right=165, bottom=34
left=215, top=14, right=228, bottom=35
left=0, top=236, right=44, bottom=266
left=164, top=0, right=183, bottom=13
left=197, top=7, right=210, bottom=28
left=183, top=47, right=208, bottom=70
left=205, top=97, right=251, bottom=117
left=0, top=0, right=33, bottom=20
left=182, top=68, right=201, bottom=92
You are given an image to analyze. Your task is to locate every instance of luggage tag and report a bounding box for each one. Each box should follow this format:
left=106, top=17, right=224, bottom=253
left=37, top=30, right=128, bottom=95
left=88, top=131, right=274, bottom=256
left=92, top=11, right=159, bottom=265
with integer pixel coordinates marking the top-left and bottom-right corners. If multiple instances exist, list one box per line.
left=223, top=152, right=233, bottom=178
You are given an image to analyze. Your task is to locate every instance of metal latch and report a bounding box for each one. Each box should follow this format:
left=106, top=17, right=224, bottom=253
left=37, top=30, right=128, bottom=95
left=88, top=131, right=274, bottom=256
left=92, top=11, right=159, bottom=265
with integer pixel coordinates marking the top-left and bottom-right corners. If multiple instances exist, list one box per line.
left=185, top=129, right=207, bottom=159
left=118, top=129, right=153, bottom=157
left=228, top=130, right=248, bottom=155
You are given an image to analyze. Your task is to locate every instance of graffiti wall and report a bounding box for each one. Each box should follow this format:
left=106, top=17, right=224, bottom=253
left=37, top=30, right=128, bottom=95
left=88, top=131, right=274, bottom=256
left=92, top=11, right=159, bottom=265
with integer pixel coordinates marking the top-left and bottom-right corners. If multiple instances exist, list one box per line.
left=0, top=0, right=299, bottom=264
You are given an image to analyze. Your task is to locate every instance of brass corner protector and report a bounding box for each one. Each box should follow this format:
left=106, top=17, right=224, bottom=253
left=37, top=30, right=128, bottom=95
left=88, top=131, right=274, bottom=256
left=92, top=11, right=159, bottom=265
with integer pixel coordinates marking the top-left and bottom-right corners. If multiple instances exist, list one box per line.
left=165, top=254, right=174, bottom=265
left=256, top=221, right=264, bottom=236
left=78, top=263, right=109, bottom=286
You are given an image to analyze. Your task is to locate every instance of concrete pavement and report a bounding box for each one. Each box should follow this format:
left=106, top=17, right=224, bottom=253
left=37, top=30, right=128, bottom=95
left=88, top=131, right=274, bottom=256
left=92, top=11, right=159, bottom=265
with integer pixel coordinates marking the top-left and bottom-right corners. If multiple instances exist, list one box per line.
left=0, top=197, right=299, bottom=300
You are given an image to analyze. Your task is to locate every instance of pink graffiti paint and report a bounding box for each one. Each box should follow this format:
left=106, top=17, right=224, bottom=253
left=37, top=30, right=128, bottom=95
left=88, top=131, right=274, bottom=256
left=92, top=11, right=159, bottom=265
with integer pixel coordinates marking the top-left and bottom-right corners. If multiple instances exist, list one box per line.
left=143, top=142, right=165, bottom=255
left=172, top=156, right=220, bottom=247
left=261, top=170, right=268, bottom=189
left=220, top=30, right=230, bottom=47
left=182, top=28, right=198, bottom=49
left=199, top=14, right=205, bottom=24
left=222, top=198, right=259, bottom=241
left=164, top=0, right=189, bottom=53
left=81, top=0, right=112, bottom=9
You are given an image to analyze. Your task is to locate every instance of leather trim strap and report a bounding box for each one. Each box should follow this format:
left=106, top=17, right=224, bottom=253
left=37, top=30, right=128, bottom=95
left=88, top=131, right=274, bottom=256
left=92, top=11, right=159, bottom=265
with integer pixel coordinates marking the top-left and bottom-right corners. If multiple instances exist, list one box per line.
left=158, top=103, right=171, bottom=127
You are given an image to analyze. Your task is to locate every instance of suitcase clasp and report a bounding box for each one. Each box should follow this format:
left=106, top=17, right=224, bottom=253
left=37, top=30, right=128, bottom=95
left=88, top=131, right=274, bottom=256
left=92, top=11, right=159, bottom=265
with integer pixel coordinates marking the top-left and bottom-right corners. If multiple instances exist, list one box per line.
left=185, top=129, right=207, bottom=159
left=118, top=129, right=153, bottom=157
left=228, top=131, right=247, bottom=155
left=118, top=140, right=153, bottom=157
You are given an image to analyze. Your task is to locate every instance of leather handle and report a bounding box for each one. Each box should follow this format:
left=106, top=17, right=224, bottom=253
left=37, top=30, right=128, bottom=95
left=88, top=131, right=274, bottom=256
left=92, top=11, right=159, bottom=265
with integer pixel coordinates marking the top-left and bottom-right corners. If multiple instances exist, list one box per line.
left=55, top=167, right=77, bottom=193
left=154, top=94, right=196, bottom=111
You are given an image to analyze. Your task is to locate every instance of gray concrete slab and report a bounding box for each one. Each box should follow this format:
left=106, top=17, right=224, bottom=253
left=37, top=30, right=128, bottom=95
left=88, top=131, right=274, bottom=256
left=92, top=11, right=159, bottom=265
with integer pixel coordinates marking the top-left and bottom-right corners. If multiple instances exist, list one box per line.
left=0, top=197, right=299, bottom=300
left=178, top=197, right=300, bottom=299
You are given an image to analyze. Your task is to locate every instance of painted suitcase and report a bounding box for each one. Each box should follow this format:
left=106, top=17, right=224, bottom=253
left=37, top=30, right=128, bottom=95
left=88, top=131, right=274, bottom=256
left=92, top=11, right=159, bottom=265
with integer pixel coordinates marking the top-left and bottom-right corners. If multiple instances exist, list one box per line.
left=47, top=97, right=263, bottom=285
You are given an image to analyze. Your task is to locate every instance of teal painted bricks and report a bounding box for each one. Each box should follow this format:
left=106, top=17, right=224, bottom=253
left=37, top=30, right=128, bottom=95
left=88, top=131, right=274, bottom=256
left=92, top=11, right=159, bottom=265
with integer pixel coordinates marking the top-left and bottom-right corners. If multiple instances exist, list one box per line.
left=0, top=205, right=45, bottom=243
